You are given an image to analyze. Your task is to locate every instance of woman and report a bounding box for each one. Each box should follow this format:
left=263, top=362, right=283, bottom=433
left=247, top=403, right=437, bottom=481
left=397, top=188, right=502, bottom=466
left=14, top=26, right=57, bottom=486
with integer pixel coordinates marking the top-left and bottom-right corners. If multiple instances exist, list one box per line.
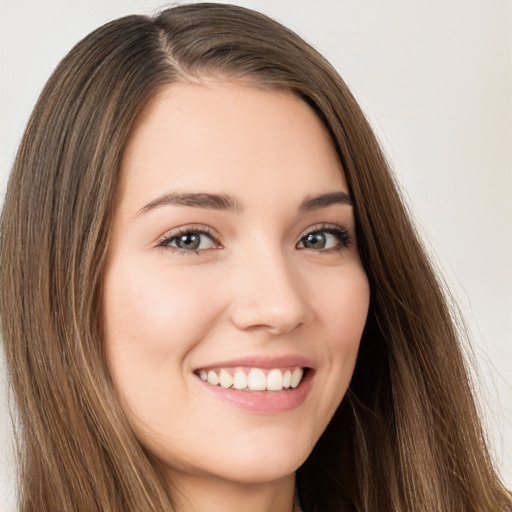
left=0, top=3, right=510, bottom=511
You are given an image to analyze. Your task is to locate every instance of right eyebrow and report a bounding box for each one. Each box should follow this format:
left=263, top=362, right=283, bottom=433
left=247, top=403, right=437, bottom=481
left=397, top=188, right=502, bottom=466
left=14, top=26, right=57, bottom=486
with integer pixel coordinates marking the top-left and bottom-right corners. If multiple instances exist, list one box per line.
left=136, top=192, right=244, bottom=217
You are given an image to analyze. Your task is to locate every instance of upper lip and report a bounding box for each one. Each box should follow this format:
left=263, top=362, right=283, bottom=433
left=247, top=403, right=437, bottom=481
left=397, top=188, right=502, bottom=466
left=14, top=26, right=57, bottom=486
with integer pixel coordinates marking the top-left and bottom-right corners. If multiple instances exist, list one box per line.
left=195, top=354, right=316, bottom=371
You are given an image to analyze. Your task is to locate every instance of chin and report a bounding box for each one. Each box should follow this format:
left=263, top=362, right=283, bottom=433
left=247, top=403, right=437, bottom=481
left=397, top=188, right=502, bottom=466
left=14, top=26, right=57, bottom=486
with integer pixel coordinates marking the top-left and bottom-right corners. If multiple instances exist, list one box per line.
left=201, top=454, right=306, bottom=486
left=157, top=427, right=315, bottom=486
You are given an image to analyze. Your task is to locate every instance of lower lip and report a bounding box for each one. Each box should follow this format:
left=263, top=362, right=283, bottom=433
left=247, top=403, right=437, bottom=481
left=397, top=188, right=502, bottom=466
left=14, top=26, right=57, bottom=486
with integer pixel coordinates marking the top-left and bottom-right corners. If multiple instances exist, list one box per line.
left=196, top=370, right=314, bottom=413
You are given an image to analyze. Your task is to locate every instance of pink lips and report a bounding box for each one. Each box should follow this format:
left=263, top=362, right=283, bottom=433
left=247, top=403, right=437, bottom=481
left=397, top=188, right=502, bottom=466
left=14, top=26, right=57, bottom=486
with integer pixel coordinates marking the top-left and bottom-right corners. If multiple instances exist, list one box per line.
left=196, top=354, right=315, bottom=372
left=194, top=354, right=315, bottom=413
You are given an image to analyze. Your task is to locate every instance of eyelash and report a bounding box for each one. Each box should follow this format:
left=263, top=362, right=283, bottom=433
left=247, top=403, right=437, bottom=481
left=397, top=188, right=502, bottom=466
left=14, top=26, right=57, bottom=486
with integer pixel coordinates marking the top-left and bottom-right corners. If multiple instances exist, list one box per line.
left=157, top=225, right=218, bottom=256
left=156, top=223, right=353, bottom=256
left=297, top=223, right=353, bottom=251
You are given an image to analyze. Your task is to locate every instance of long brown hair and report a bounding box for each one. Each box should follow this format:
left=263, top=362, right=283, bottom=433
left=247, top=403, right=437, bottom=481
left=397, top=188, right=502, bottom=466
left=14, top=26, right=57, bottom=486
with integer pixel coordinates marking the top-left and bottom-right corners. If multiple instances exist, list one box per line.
left=1, top=4, right=510, bottom=511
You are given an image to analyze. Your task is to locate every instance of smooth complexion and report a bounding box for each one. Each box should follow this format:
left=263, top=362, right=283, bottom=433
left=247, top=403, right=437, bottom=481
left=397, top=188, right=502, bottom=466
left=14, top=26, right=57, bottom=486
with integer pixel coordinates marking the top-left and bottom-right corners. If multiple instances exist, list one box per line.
left=103, top=80, right=370, bottom=512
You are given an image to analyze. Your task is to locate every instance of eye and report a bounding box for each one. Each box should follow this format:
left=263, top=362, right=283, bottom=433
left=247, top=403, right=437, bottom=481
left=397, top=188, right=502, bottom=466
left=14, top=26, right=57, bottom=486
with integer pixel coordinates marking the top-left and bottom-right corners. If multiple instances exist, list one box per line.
left=296, top=225, right=352, bottom=251
left=158, top=227, right=219, bottom=253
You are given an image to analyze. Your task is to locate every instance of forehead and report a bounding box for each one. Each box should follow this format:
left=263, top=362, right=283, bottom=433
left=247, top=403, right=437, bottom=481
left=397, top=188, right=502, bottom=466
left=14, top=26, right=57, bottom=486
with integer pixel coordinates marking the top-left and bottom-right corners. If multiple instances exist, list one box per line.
left=117, top=80, right=347, bottom=213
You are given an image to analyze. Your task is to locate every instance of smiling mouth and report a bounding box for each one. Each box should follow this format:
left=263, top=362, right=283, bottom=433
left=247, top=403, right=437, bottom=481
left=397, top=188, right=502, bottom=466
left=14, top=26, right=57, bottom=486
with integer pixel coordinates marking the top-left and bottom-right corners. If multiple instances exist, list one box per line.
left=195, top=367, right=306, bottom=392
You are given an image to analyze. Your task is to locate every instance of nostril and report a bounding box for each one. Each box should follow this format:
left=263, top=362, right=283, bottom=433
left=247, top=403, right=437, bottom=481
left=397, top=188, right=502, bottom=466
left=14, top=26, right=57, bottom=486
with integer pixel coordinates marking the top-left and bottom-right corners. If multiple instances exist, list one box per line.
left=230, top=302, right=308, bottom=334
left=226, top=256, right=312, bottom=333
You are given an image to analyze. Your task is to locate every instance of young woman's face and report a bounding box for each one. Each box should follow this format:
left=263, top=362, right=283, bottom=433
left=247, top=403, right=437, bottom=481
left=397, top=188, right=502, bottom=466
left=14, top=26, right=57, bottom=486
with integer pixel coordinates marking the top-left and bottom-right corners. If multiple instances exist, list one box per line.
left=103, top=80, right=369, bottom=489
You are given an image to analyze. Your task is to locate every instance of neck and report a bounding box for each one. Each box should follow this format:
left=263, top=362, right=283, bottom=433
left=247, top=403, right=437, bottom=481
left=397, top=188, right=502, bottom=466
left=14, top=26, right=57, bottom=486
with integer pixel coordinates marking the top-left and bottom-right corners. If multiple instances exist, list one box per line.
left=170, top=472, right=296, bottom=512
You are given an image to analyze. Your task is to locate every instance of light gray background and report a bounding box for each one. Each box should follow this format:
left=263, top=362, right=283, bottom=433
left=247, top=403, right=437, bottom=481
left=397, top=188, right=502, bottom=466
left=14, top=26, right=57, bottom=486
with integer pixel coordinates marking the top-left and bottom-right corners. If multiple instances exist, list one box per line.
left=1, top=1, right=511, bottom=509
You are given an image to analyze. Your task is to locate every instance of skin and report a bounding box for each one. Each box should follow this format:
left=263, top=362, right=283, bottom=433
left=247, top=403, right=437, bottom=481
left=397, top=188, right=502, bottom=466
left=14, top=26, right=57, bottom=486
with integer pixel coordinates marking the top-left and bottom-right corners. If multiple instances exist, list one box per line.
left=103, top=79, right=370, bottom=512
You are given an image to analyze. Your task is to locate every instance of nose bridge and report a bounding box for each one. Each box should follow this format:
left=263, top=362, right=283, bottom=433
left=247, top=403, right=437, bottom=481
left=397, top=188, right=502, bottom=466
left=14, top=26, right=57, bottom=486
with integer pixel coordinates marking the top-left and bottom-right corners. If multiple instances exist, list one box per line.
left=229, top=243, right=310, bottom=333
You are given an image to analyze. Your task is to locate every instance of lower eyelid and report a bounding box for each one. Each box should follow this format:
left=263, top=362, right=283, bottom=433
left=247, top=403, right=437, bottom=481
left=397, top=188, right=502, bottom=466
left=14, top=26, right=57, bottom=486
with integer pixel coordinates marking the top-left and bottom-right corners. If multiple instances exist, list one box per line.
left=156, top=224, right=352, bottom=253
left=162, top=235, right=216, bottom=250
left=298, top=226, right=352, bottom=248
left=157, top=226, right=218, bottom=247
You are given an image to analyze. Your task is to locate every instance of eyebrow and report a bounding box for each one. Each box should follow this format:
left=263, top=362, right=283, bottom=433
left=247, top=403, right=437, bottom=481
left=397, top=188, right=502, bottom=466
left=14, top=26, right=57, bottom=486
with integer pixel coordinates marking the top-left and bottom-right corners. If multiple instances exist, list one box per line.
left=299, top=191, right=353, bottom=210
left=137, top=192, right=244, bottom=216
left=137, top=190, right=352, bottom=217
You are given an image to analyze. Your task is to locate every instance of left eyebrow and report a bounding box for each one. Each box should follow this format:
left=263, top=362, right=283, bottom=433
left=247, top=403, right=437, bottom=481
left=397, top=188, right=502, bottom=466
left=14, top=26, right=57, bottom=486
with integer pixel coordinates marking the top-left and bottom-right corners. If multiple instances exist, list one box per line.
left=299, top=191, right=353, bottom=211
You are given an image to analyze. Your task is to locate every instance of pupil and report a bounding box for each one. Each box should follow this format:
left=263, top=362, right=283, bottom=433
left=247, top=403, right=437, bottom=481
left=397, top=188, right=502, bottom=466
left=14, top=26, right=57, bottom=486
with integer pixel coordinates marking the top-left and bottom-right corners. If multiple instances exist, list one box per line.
left=177, top=233, right=200, bottom=250
left=305, top=232, right=326, bottom=249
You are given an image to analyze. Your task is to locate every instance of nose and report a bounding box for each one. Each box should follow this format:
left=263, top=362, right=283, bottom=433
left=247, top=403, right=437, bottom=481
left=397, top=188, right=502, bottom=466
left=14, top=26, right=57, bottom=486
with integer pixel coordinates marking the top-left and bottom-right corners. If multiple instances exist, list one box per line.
left=228, top=247, right=312, bottom=335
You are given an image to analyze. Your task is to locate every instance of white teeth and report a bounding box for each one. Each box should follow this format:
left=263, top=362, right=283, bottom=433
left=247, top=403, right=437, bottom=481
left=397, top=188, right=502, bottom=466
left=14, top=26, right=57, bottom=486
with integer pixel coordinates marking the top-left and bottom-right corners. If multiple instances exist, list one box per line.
left=198, top=367, right=306, bottom=392
left=233, top=369, right=248, bottom=390
left=290, top=368, right=303, bottom=388
left=267, top=369, right=283, bottom=391
left=219, top=369, right=233, bottom=388
left=247, top=368, right=267, bottom=391
left=207, top=370, right=219, bottom=386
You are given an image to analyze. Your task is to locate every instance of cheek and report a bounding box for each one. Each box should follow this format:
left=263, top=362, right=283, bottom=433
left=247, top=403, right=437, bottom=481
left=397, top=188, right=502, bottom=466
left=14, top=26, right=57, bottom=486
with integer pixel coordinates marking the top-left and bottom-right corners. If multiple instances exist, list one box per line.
left=317, top=265, right=370, bottom=342
left=104, top=257, right=215, bottom=348
left=313, top=266, right=370, bottom=406
left=101, top=258, right=221, bottom=408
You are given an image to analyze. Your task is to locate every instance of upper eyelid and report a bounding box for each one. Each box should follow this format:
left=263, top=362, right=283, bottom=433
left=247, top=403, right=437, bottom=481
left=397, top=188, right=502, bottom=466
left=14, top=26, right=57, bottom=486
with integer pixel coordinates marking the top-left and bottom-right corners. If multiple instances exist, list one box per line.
left=299, top=222, right=348, bottom=236
left=302, top=222, right=341, bottom=231
left=155, top=222, right=351, bottom=248
left=297, top=223, right=353, bottom=249
left=157, top=225, right=218, bottom=246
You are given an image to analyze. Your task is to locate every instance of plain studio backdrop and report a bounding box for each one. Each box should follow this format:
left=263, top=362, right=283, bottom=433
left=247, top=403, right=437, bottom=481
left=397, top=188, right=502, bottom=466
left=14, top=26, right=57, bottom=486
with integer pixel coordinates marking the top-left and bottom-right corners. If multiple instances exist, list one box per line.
left=0, top=0, right=510, bottom=509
